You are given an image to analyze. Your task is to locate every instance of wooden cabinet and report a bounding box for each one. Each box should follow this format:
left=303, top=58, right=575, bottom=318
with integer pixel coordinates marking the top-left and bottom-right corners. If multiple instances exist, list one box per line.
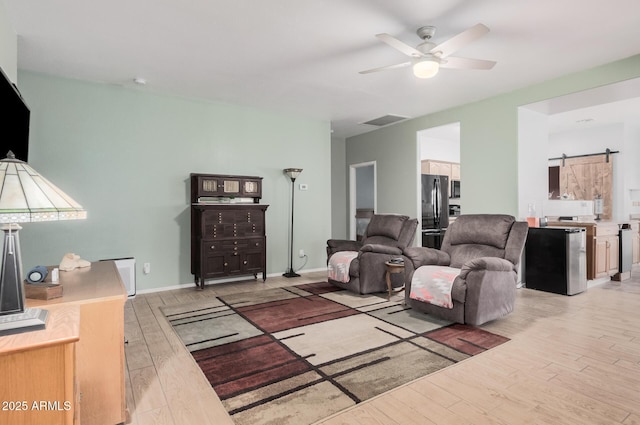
left=434, top=162, right=451, bottom=176
left=192, top=204, right=268, bottom=284
left=594, top=223, right=619, bottom=279
left=451, top=163, right=461, bottom=180
left=191, top=174, right=269, bottom=288
left=0, top=305, right=80, bottom=425
left=422, top=160, right=453, bottom=177
left=26, top=262, right=127, bottom=425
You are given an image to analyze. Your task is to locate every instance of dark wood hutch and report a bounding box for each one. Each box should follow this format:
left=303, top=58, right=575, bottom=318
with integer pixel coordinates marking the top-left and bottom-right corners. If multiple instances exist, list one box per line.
left=190, top=173, right=269, bottom=288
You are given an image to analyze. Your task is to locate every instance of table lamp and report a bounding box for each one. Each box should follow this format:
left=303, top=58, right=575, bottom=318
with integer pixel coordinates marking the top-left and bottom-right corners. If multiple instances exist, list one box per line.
left=0, top=151, right=87, bottom=336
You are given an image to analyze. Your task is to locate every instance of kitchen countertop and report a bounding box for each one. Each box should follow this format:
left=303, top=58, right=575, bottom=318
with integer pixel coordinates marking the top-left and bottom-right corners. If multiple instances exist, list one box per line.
left=546, top=218, right=626, bottom=226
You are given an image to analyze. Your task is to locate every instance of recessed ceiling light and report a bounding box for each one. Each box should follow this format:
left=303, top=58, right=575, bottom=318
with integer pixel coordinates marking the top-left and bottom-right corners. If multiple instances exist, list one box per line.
left=133, top=77, right=147, bottom=85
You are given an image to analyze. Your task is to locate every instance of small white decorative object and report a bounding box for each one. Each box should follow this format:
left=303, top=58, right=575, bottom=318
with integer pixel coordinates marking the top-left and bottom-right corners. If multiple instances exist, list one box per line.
left=51, top=267, right=59, bottom=282
left=59, top=253, right=91, bottom=271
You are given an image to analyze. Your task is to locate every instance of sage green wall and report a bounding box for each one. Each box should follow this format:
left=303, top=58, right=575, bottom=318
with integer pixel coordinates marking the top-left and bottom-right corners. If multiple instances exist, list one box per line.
left=18, top=71, right=331, bottom=291
left=344, top=55, right=640, bottom=231
left=330, top=136, right=347, bottom=238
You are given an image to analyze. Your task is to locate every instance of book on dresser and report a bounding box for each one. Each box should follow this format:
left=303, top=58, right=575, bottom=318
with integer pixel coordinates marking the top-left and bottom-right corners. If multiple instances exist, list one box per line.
left=190, top=173, right=269, bottom=288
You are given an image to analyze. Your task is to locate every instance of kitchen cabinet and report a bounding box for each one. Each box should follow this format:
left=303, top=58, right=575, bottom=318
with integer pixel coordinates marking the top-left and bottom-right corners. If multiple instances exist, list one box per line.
left=595, top=235, right=619, bottom=278
left=451, top=163, right=461, bottom=180
left=422, top=160, right=453, bottom=177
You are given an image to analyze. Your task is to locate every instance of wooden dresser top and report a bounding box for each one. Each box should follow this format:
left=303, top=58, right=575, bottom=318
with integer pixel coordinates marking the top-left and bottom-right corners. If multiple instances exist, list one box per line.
left=26, top=261, right=127, bottom=308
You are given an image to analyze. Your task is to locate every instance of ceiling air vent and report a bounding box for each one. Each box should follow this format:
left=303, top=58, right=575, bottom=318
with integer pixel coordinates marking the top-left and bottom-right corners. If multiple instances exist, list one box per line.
left=360, top=114, right=409, bottom=127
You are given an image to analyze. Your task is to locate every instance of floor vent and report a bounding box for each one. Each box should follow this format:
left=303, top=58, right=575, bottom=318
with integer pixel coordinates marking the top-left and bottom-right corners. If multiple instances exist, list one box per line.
left=360, top=114, right=409, bottom=127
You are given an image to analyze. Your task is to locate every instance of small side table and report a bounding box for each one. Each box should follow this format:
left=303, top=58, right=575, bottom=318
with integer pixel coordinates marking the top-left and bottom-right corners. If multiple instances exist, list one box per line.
left=384, top=261, right=405, bottom=301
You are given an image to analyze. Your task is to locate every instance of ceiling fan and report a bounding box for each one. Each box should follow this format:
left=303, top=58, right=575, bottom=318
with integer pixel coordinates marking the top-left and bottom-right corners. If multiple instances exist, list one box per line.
left=360, top=23, right=496, bottom=79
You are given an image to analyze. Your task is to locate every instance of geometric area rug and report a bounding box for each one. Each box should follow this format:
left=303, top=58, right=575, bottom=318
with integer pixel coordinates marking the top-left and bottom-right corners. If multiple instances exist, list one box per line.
left=160, top=282, right=509, bottom=425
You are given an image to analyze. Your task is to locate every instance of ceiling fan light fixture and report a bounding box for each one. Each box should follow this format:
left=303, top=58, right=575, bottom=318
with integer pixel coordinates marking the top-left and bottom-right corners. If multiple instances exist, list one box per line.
left=413, top=59, right=439, bottom=78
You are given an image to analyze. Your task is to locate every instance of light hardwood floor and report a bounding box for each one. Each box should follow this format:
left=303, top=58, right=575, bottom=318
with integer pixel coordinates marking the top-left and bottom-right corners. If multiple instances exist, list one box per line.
left=124, top=268, right=640, bottom=425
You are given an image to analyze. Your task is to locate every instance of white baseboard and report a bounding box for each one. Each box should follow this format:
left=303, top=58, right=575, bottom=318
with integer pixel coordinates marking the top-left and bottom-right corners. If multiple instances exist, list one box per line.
left=137, top=267, right=328, bottom=295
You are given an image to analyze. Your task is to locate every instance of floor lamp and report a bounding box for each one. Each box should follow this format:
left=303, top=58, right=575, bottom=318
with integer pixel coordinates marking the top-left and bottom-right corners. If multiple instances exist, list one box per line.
left=283, top=168, right=302, bottom=278
left=0, top=151, right=87, bottom=336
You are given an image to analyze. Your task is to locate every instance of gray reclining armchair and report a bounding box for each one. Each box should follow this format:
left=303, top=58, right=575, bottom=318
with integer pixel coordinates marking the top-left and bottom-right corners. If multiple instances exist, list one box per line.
left=326, top=214, right=418, bottom=294
left=404, top=214, right=528, bottom=326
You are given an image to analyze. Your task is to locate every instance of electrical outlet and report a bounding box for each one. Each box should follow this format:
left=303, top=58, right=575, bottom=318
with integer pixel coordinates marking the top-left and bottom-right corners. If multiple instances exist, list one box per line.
left=298, top=249, right=305, bottom=258
left=143, top=263, right=151, bottom=274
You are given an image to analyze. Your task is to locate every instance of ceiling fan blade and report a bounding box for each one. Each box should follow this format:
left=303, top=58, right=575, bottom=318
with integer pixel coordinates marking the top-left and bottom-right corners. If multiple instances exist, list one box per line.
left=359, top=61, right=411, bottom=74
left=430, top=23, right=490, bottom=58
left=441, top=56, right=496, bottom=70
left=375, top=33, right=424, bottom=58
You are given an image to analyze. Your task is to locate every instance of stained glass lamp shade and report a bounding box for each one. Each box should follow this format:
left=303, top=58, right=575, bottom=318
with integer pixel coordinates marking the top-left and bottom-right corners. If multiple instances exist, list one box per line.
left=0, top=151, right=86, bottom=335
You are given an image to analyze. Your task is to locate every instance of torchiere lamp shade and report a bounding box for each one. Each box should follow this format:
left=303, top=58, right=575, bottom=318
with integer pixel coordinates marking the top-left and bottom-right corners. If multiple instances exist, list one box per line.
left=283, top=168, right=303, bottom=181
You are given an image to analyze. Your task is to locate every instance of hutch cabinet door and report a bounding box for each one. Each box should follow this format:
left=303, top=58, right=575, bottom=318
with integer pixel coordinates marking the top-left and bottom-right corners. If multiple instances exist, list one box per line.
left=201, top=242, right=226, bottom=278
left=241, top=238, right=265, bottom=274
left=224, top=252, right=242, bottom=274
left=241, top=178, right=262, bottom=198
left=198, top=176, right=222, bottom=196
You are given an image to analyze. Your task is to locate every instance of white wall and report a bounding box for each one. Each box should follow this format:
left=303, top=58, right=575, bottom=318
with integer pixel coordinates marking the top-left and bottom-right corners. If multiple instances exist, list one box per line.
left=623, top=119, right=640, bottom=216
left=331, top=136, right=348, bottom=238
left=0, top=2, right=18, bottom=81
left=517, top=108, right=549, bottom=219
left=418, top=123, right=461, bottom=163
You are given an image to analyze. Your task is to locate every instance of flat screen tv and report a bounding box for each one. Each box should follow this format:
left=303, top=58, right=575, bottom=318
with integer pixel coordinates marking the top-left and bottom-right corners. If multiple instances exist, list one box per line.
left=1, top=66, right=30, bottom=162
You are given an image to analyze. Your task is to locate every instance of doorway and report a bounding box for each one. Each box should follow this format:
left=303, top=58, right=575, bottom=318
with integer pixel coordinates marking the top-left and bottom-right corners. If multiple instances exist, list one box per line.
left=517, top=77, right=640, bottom=221
left=417, top=122, right=461, bottom=246
left=349, top=161, right=376, bottom=240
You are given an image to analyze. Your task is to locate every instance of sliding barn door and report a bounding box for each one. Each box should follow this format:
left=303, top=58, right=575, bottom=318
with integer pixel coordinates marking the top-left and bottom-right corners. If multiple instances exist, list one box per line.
left=558, top=154, right=613, bottom=220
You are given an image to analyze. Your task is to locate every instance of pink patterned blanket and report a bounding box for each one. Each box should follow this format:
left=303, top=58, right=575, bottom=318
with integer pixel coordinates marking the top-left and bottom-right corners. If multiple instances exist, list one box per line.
left=409, top=266, right=461, bottom=309
left=327, top=251, right=358, bottom=283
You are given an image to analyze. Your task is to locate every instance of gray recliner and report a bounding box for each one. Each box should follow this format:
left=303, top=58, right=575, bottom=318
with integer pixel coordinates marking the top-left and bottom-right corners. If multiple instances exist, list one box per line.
left=326, top=214, right=418, bottom=294
left=404, top=214, right=528, bottom=326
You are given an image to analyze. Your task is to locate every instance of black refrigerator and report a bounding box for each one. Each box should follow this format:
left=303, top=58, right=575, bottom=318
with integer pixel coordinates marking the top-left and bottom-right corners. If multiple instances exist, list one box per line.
left=421, top=174, right=449, bottom=249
